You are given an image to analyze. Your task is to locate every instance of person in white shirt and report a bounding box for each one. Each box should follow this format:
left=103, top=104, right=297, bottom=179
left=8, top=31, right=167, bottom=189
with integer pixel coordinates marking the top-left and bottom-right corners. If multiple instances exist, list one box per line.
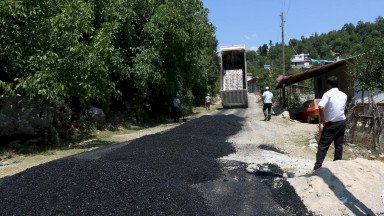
left=205, top=94, right=212, bottom=110
left=262, top=87, right=274, bottom=121
left=171, top=95, right=181, bottom=122
left=313, top=76, right=348, bottom=172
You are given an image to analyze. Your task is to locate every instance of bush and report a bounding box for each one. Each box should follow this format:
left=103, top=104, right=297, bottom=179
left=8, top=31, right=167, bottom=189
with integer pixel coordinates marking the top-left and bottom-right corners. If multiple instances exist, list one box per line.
left=0, top=96, right=72, bottom=145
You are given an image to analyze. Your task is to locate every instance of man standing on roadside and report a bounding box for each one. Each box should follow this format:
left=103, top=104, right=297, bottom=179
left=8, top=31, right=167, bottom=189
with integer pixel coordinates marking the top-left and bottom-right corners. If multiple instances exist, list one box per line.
left=313, top=76, right=347, bottom=172
left=262, top=87, right=273, bottom=121
left=172, top=94, right=181, bottom=123
left=205, top=94, right=212, bottom=110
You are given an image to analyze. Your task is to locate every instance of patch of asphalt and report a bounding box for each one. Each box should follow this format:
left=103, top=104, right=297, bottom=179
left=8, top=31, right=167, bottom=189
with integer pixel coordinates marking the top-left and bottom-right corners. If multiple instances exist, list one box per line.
left=0, top=110, right=312, bottom=215
left=194, top=160, right=313, bottom=216
left=0, top=158, right=212, bottom=215
left=0, top=115, right=242, bottom=215
left=255, top=163, right=314, bottom=216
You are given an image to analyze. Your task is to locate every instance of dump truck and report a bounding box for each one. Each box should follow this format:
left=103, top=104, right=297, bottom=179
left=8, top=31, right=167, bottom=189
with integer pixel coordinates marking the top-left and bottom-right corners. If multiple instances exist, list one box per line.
left=220, top=45, right=248, bottom=108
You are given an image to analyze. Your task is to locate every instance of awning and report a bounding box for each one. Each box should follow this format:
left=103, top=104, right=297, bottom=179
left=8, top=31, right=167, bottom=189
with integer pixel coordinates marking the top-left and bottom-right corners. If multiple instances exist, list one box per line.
left=276, top=60, right=347, bottom=89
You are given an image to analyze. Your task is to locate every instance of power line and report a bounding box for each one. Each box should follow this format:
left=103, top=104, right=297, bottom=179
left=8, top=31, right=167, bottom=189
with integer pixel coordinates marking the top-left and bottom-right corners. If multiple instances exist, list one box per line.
left=285, top=0, right=291, bottom=18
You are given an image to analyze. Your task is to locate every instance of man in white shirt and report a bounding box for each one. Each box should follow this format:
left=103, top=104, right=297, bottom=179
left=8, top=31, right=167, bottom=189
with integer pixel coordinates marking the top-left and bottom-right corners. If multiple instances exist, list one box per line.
left=313, top=76, right=348, bottom=171
left=172, top=95, right=181, bottom=122
left=205, top=94, right=212, bottom=110
left=262, top=87, right=274, bottom=121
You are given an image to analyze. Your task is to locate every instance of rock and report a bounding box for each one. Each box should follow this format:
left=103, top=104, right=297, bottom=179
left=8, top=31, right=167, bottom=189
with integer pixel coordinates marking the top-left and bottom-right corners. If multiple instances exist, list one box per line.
left=0, top=97, right=72, bottom=144
left=370, top=155, right=376, bottom=160
left=87, top=107, right=106, bottom=128
left=379, top=153, right=384, bottom=158
left=87, top=107, right=105, bottom=120
left=281, top=111, right=290, bottom=119
left=283, top=172, right=295, bottom=178
left=246, top=166, right=256, bottom=173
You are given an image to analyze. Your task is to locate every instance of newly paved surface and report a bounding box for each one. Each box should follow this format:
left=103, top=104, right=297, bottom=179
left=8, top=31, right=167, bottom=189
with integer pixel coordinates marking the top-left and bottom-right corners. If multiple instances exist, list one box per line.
left=0, top=105, right=312, bottom=215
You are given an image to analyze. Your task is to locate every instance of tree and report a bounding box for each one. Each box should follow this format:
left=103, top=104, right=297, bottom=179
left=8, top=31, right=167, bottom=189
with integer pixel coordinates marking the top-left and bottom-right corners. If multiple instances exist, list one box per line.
left=348, top=38, right=384, bottom=91
left=0, top=0, right=219, bottom=118
left=258, top=44, right=269, bottom=56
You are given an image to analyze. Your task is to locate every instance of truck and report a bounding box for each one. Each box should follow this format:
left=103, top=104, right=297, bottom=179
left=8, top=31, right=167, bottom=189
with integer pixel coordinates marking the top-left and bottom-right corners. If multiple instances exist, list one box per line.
left=220, top=45, right=248, bottom=108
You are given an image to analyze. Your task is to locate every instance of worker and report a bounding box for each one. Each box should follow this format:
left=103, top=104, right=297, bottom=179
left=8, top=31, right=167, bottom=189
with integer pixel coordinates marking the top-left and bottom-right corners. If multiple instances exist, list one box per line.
left=205, top=94, right=212, bottom=110
left=262, top=87, right=274, bottom=121
left=312, top=76, right=347, bottom=173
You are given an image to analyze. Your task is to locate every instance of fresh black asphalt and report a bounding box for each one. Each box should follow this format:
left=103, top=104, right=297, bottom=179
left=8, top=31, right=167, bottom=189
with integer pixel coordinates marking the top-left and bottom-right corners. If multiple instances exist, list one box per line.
left=0, top=114, right=312, bottom=215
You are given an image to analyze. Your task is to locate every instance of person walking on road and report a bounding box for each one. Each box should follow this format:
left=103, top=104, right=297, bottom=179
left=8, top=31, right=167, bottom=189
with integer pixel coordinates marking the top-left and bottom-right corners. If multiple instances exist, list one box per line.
left=312, top=76, right=347, bottom=172
left=262, top=87, right=274, bottom=121
left=205, top=94, right=212, bottom=110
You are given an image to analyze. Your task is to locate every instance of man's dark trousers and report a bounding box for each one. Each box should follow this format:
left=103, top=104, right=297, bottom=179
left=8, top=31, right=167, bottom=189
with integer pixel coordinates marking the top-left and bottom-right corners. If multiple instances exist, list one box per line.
left=263, top=103, right=272, bottom=120
left=314, top=120, right=346, bottom=170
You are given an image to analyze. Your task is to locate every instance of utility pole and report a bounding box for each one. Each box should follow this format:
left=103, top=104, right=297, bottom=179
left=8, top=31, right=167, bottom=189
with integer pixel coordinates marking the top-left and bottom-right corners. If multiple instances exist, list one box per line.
left=281, top=12, right=286, bottom=108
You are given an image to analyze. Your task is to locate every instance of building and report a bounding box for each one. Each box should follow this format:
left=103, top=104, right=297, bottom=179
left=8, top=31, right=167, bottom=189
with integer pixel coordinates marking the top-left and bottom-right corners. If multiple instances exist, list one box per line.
left=263, top=65, right=271, bottom=71
left=277, top=60, right=352, bottom=99
left=276, top=59, right=384, bottom=104
left=291, top=53, right=311, bottom=69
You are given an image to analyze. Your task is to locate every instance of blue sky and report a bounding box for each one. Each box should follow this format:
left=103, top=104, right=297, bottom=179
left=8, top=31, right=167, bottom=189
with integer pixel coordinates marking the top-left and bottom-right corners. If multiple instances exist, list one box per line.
left=202, top=0, right=384, bottom=50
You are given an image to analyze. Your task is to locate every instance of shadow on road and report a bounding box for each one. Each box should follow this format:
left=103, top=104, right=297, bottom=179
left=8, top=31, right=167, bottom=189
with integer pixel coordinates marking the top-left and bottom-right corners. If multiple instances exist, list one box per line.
left=316, top=168, right=375, bottom=215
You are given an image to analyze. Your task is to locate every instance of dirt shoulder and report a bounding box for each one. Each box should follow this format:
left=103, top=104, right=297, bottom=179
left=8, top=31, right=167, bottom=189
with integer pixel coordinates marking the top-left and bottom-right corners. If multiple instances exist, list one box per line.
left=289, top=158, right=384, bottom=216
left=240, top=94, right=384, bottom=215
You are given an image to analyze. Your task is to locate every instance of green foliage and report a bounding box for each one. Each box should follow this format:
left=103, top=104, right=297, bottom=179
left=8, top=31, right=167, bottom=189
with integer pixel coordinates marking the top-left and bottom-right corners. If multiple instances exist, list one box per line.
left=246, top=17, right=384, bottom=92
left=348, top=38, right=384, bottom=91
left=0, top=0, right=219, bottom=118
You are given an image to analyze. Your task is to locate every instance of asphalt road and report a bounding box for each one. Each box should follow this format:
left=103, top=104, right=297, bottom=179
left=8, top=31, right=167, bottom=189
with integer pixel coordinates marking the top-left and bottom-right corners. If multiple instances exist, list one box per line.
left=0, top=96, right=312, bottom=216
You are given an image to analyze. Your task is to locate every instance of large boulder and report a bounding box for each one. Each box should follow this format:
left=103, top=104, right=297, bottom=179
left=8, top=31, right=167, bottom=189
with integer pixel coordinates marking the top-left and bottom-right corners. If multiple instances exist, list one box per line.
left=87, top=107, right=106, bottom=127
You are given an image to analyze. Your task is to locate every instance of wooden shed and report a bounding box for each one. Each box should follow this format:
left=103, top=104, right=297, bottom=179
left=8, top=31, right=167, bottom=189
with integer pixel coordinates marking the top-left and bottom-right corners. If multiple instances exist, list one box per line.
left=276, top=60, right=354, bottom=100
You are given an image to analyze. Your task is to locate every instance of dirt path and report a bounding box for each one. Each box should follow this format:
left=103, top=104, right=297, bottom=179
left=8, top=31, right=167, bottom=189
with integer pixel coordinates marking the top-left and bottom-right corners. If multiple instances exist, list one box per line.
left=220, top=94, right=317, bottom=171
left=240, top=94, right=384, bottom=216
left=208, top=93, right=384, bottom=215
left=193, top=93, right=317, bottom=215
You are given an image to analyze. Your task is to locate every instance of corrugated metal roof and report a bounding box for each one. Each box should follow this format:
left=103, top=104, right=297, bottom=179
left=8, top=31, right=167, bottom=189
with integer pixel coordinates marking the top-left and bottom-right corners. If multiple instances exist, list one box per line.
left=275, top=60, right=348, bottom=89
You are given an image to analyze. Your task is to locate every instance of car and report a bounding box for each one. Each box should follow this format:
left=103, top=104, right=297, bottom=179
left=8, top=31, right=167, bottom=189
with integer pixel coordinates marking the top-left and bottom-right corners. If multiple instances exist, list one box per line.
left=297, top=99, right=321, bottom=123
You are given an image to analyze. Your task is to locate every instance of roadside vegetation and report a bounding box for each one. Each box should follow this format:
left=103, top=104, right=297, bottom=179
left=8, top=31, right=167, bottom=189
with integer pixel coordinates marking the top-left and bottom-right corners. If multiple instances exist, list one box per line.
left=0, top=0, right=219, bottom=147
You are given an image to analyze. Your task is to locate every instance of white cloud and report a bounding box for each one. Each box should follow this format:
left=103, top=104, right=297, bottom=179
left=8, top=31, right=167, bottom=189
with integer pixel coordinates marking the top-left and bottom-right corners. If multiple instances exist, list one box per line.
left=245, top=33, right=257, bottom=40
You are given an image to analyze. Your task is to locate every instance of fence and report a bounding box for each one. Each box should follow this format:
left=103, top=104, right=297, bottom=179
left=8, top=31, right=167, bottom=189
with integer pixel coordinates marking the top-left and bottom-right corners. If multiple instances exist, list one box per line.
left=345, top=97, right=384, bottom=151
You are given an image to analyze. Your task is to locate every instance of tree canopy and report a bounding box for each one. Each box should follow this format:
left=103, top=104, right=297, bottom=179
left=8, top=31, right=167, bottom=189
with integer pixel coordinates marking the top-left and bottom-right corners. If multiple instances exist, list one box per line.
left=246, top=17, right=384, bottom=90
left=0, top=0, right=219, bottom=118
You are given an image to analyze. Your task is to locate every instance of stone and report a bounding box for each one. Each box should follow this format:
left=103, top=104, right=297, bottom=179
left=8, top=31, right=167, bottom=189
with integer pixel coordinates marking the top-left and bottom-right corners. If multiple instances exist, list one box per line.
left=281, top=111, right=290, bottom=119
